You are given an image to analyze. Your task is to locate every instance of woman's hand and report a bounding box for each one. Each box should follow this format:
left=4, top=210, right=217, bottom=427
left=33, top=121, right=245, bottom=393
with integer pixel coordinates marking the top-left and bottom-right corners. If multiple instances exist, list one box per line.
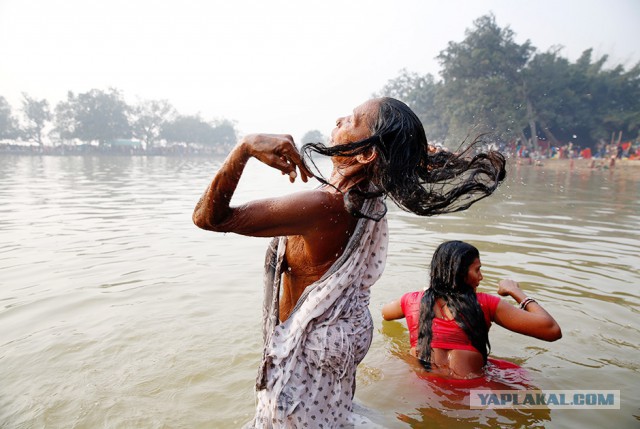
left=493, top=279, right=562, bottom=341
left=241, top=134, right=313, bottom=183
left=497, top=279, right=523, bottom=299
left=194, top=133, right=328, bottom=237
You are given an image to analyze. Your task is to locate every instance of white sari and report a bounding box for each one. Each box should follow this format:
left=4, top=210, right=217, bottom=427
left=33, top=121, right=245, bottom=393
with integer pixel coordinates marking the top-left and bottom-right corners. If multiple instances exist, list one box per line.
left=245, top=197, right=388, bottom=428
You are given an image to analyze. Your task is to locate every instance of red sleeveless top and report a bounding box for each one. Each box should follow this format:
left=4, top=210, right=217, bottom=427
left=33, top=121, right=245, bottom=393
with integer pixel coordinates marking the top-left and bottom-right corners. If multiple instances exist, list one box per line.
left=399, top=290, right=500, bottom=352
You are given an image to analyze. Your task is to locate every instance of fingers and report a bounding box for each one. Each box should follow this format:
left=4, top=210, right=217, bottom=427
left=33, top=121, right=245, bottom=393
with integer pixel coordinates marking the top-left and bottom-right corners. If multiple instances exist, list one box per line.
left=249, top=133, right=314, bottom=183
left=277, top=139, right=313, bottom=183
left=497, top=279, right=521, bottom=297
left=278, top=155, right=307, bottom=183
left=293, top=162, right=312, bottom=183
left=284, top=152, right=313, bottom=183
left=278, top=156, right=297, bottom=183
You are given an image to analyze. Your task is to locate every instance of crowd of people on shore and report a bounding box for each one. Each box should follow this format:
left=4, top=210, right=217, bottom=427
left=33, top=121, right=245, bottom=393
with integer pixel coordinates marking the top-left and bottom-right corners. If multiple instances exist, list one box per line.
left=510, top=139, right=640, bottom=162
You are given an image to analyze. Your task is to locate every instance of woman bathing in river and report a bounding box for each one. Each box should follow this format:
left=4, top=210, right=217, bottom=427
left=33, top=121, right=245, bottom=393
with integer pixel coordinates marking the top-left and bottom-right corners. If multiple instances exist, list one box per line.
left=193, top=98, right=506, bottom=427
left=382, top=240, right=562, bottom=379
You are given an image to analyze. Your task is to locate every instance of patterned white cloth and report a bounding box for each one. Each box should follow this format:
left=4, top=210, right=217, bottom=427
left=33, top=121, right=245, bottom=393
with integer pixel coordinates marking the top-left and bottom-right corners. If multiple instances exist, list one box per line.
left=244, top=197, right=388, bottom=428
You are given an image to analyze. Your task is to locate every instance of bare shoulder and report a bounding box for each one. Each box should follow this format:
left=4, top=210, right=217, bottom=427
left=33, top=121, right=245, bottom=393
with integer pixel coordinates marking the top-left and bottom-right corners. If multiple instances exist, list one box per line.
left=220, top=187, right=352, bottom=238
left=286, top=188, right=360, bottom=265
left=283, top=187, right=344, bottom=209
left=260, top=187, right=347, bottom=222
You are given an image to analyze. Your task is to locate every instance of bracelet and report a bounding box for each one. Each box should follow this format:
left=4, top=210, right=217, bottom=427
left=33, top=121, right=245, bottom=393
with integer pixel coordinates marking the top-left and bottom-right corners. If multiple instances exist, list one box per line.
left=519, top=297, right=537, bottom=310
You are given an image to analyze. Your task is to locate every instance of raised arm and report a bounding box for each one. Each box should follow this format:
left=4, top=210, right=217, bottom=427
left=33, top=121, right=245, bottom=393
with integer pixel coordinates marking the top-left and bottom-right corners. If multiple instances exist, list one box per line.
left=192, top=133, right=317, bottom=237
left=493, top=279, right=562, bottom=341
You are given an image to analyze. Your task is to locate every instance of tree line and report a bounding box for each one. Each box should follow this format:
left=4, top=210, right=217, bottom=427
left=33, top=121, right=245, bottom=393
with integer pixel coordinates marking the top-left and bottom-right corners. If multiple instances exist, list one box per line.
left=0, top=88, right=237, bottom=152
left=2, top=14, right=638, bottom=155
left=376, top=14, right=640, bottom=153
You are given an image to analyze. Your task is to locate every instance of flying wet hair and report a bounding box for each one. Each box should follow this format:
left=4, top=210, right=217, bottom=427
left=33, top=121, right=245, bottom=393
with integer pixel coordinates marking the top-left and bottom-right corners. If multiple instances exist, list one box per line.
left=416, top=240, right=490, bottom=368
left=301, top=97, right=506, bottom=220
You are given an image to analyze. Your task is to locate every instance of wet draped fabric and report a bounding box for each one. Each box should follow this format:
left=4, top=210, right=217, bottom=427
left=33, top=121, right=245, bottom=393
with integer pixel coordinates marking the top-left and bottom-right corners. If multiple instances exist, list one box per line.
left=244, top=197, right=388, bottom=428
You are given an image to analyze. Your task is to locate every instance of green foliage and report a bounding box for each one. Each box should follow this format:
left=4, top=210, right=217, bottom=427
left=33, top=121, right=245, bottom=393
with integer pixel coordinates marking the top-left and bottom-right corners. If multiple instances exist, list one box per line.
left=375, top=70, right=447, bottom=142
left=160, top=115, right=237, bottom=148
left=131, top=99, right=176, bottom=149
left=4, top=13, right=639, bottom=153
left=21, top=93, right=51, bottom=146
left=378, top=14, right=640, bottom=150
left=208, top=119, right=238, bottom=148
left=54, top=88, right=131, bottom=145
left=0, top=96, right=19, bottom=140
left=437, top=14, right=533, bottom=145
left=50, top=91, right=237, bottom=149
left=300, top=129, right=326, bottom=144
left=161, top=115, right=207, bottom=145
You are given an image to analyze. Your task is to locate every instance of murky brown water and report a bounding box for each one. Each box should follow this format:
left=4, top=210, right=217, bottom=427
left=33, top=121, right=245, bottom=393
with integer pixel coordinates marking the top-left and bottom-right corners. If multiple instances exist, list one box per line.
left=1, top=155, right=638, bottom=428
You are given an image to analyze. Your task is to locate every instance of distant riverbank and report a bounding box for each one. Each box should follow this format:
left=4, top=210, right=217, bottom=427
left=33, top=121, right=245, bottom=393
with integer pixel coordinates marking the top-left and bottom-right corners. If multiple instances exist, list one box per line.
left=0, top=143, right=228, bottom=157
left=514, top=157, right=640, bottom=172
left=2, top=144, right=639, bottom=173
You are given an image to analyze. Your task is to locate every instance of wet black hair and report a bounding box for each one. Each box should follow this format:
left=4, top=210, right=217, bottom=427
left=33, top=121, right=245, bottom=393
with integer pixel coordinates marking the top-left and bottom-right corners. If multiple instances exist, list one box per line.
left=301, top=97, right=506, bottom=220
left=416, top=240, right=490, bottom=368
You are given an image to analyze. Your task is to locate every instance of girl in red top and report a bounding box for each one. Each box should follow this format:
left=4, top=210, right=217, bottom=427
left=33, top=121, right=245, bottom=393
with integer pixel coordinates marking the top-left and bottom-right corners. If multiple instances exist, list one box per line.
left=382, top=241, right=561, bottom=379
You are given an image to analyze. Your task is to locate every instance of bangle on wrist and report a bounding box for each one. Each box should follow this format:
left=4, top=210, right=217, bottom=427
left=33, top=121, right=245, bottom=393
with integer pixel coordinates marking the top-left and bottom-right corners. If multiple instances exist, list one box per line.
left=519, top=297, right=537, bottom=310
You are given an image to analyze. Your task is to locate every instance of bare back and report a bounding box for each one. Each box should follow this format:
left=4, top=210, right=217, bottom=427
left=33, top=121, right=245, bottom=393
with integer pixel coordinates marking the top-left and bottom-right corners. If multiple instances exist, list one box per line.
left=429, top=298, right=485, bottom=379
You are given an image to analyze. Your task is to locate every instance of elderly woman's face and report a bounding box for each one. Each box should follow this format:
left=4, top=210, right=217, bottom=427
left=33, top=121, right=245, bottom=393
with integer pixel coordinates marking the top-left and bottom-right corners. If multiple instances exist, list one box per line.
left=330, top=99, right=379, bottom=146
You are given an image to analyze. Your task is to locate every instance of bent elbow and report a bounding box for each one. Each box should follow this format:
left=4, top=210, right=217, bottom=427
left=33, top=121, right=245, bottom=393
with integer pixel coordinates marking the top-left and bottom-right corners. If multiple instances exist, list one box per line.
left=381, top=305, right=395, bottom=321
left=192, top=211, right=235, bottom=233
left=192, top=211, right=208, bottom=230
left=551, top=326, right=562, bottom=341
left=381, top=303, right=403, bottom=321
left=545, top=324, right=562, bottom=342
left=192, top=211, right=220, bottom=232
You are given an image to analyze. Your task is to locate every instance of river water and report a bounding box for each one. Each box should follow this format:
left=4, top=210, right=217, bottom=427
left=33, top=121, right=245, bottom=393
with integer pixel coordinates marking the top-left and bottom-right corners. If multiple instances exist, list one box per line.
left=0, top=155, right=638, bottom=428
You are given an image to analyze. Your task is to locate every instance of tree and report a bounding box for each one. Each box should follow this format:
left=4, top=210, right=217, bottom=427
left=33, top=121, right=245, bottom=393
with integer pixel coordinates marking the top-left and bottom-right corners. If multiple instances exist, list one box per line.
left=161, top=114, right=214, bottom=146
left=131, top=99, right=175, bottom=150
left=585, top=55, right=640, bottom=144
left=377, top=14, right=640, bottom=152
left=300, top=129, right=326, bottom=144
left=526, top=49, right=640, bottom=149
left=376, top=70, right=447, bottom=142
left=0, top=96, right=19, bottom=140
left=519, top=49, right=568, bottom=146
left=21, top=93, right=51, bottom=146
left=437, top=14, right=534, bottom=146
left=611, top=63, right=640, bottom=141
left=54, top=88, right=131, bottom=145
left=208, top=119, right=237, bottom=150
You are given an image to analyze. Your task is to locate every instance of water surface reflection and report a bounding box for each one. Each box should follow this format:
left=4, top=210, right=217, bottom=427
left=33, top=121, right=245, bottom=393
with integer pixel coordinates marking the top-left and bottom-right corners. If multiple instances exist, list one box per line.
left=0, top=156, right=638, bottom=428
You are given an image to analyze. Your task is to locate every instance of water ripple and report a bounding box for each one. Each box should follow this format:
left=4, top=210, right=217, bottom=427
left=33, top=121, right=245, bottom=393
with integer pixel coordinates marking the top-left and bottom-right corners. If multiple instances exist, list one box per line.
left=1, top=156, right=639, bottom=428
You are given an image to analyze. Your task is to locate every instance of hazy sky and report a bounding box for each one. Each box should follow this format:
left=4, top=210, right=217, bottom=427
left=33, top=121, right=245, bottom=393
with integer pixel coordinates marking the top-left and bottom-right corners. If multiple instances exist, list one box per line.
left=1, top=0, right=638, bottom=140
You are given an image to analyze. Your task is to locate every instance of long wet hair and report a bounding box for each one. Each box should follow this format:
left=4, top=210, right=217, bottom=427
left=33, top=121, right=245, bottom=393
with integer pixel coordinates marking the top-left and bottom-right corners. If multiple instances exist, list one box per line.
left=416, top=241, right=490, bottom=368
left=302, top=97, right=506, bottom=220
